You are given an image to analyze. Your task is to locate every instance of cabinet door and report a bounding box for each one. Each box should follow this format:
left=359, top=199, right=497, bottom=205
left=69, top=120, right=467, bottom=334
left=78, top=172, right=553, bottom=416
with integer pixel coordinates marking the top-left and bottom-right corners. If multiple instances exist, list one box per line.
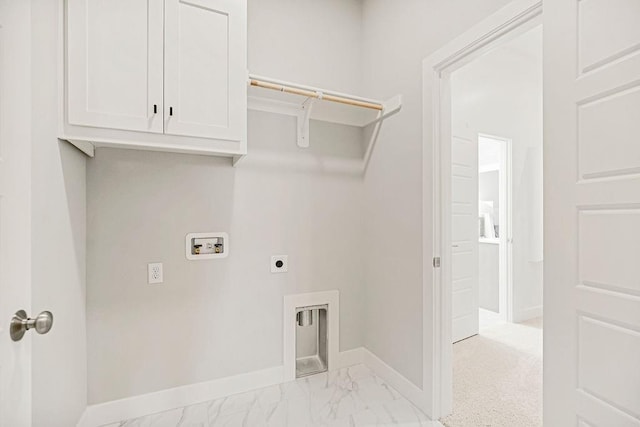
left=67, top=0, right=164, bottom=133
left=164, top=0, right=247, bottom=142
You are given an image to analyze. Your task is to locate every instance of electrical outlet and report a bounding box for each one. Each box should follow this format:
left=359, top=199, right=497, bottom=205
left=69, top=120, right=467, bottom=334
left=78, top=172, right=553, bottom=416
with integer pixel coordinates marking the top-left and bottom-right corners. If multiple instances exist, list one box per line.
left=148, top=263, right=163, bottom=284
left=271, top=255, right=288, bottom=273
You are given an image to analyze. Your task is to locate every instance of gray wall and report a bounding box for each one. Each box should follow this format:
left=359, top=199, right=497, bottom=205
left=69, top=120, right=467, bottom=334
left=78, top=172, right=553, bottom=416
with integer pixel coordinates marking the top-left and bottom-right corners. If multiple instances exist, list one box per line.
left=87, top=114, right=365, bottom=403
left=31, top=1, right=88, bottom=425
left=86, top=0, right=365, bottom=403
left=360, top=0, right=512, bottom=394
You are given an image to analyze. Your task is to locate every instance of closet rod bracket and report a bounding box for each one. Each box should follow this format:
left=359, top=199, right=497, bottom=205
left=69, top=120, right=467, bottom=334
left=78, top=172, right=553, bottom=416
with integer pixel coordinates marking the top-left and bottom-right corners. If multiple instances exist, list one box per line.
left=297, top=96, right=319, bottom=148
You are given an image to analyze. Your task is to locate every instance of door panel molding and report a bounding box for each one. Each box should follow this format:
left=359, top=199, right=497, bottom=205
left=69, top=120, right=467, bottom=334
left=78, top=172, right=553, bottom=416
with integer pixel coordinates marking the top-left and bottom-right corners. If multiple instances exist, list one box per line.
left=545, top=0, right=640, bottom=424
left=66, top=0, right=164, bottom=133
left=163, top=0, right=246, bottom=142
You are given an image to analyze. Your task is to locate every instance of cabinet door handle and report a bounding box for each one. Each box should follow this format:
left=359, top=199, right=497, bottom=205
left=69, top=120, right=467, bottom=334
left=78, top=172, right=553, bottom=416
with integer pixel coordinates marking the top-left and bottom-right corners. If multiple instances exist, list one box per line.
left=153, top=104, right=157, bottom=114
left=169, top=107, right=173, bottom=116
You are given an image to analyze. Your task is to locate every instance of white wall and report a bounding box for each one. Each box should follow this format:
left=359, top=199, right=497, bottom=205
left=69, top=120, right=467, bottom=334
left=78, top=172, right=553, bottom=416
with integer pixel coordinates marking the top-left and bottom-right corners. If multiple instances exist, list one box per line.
left=86, top=0, right=366, bottom=404
left=31, top=1, right=88, bottom=425
left=452, top=26, right=543, bottom=322
left=248, top=0, right=363, bottom=94
left=360, top=0, right=512, bottom=394
left=479, top=170, right=500, bottom=230
left=479, top=243, right=499, bottom=312
left=479, top=168, right=500, bottom=313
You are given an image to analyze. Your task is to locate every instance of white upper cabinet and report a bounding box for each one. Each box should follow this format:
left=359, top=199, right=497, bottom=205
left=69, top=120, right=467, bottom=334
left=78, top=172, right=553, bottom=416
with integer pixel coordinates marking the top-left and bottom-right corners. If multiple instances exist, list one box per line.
left=67, top=0, right=164, bottom=133
left=164, top=0, right=246, bottom=141
left=63, top=0, right=247, bottom=158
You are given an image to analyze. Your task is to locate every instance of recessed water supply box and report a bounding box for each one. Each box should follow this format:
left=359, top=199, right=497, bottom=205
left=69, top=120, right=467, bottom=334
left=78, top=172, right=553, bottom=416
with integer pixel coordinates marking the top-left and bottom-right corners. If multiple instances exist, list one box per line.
left=185, top=232, right=228, bottom=260
left=295, top=304, right=328, bottom=378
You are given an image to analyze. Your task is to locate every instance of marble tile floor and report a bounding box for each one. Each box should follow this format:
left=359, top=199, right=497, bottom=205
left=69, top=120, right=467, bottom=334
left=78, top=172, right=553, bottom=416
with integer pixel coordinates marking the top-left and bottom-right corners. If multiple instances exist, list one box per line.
left=102, top=364, right=437, bottom=427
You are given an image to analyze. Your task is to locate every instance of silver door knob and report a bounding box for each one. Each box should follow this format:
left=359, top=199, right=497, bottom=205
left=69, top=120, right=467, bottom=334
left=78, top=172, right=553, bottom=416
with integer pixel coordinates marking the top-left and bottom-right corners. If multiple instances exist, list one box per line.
left=10, top=310, right=53, bottom=342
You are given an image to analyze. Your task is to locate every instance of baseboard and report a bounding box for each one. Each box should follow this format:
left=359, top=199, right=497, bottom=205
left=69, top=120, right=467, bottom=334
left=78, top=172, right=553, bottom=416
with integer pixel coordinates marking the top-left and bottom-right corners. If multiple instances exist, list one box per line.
left=80, top=365, right=284, bottom=427
left=336, top=346, right=365, bottom=369
left=514, top=305, right=543, bottom=323
left=79, top=347, right=435, bottom=426
left=360, top=348, right=430, bottom=415
left=76, top=409, right=89, bottom=427
left=79, top=348, right=367, bottom=427
left=340, top=346, right=431, bottom=416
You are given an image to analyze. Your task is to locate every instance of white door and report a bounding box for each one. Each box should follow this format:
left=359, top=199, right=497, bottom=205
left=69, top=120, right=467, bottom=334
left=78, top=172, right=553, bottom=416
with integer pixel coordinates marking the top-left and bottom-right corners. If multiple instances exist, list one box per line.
left=0, top=0, right=33, bottom=424
left=67, top=0, right=164, bottom=133
left=451, top=133, right=479, bottom=343
left=545, top=0, right=640, bottom=425
left=164, top=0, right=246, bottom=141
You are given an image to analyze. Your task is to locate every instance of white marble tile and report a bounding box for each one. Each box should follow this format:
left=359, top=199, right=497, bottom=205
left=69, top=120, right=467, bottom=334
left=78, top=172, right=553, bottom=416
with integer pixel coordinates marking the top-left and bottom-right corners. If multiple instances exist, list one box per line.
left=148, top=408, right=184, bottom=427
left=100, top=364, right=430, bottom=427
left=344, top=364, right=374, bottom=382
left=285, top=395, right=314, bottom=426
left=109, top=407, right=183, bottom=427
left=209, top=410, right=247, bottom=427
left=354, top=375, right=402, bottom=406
left=373, top=399, right=431, bottom=425
left=261, top=400, right=289, bottom=427
left=307, top=371, right=368, bottom=423
left=176, top=401, right=209, bottom=425
left=214, top=390, right=259, bottom=417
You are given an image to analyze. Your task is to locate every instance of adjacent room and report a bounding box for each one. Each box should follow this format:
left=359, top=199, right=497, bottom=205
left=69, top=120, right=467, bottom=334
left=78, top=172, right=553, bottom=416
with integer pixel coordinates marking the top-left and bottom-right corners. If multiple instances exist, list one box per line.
left=443, top=25, right=543, bottom=427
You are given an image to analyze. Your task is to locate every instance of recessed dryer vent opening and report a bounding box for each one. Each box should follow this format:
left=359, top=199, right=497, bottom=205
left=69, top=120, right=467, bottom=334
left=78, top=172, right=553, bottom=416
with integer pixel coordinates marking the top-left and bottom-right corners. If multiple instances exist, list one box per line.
left=295, top=305, right=328, bottom=378
left=283, top=290, right=338, bottom=382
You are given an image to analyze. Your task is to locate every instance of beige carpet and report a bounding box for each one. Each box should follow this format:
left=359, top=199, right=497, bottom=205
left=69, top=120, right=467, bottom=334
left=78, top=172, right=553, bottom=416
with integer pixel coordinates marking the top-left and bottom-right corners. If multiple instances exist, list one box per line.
left=440, top=317, right=542, bottom=427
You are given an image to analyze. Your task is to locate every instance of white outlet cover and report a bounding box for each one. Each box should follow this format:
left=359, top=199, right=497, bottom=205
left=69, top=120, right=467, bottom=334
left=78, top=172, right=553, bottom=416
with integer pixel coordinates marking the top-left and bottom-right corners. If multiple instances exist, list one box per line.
left=271, top=255, right=288, bottom=273
left=148, top=263, right=163, bottom=284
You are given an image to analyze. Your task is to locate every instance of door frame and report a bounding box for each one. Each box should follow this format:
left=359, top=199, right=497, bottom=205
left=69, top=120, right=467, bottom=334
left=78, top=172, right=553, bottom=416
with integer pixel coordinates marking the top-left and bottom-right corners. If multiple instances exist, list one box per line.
left=422, top=0, right=542, bottom=418
left=478, top=133, right=513, bottom=323
left=0, top=0, right=33, bottom=424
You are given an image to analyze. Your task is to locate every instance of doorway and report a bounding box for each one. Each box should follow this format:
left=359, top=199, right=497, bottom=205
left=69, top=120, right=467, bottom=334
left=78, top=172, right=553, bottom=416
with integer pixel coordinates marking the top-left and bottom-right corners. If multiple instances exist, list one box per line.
left=422, top=0, right=543, bottom=422
left=478, top=134, right=512, bottom=329
left=443, top=25, right=543, bottom=423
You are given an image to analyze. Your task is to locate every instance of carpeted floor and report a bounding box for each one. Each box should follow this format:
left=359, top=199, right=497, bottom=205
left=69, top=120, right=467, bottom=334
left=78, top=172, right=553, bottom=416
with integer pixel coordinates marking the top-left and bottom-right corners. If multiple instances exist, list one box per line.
left=440, top=316, right=542, bottom=427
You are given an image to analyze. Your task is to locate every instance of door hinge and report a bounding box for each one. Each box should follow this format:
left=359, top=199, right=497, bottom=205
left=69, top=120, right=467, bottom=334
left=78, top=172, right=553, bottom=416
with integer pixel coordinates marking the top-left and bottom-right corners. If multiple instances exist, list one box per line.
left=433, top=257, right=441, bottom=268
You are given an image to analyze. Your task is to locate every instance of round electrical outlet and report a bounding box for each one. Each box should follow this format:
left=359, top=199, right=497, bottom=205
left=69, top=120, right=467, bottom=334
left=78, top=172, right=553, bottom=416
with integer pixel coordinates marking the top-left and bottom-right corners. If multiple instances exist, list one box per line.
left=271, top=255, right=288, bottom=273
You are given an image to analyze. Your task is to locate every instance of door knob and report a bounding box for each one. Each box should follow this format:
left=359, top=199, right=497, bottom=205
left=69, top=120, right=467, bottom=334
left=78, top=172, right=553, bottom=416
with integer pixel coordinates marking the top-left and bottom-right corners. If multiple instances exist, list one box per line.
left=10, top=310, right=53, bottom=342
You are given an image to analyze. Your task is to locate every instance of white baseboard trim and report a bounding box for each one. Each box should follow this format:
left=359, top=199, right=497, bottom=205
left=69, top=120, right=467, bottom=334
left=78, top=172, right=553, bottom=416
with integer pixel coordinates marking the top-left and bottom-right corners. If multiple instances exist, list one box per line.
left=76, top=409, right=89, bottom=427
left=514, top=305, right=543, bottom=323
left=80, top=365, right=284, bottom=427
left=360, top=348, right=430, bottom=415
left=335, top=346, right=365, bottom=369
left=78, top=347, right=435, bottom=427
left=78, top=348, right=369, bottom=427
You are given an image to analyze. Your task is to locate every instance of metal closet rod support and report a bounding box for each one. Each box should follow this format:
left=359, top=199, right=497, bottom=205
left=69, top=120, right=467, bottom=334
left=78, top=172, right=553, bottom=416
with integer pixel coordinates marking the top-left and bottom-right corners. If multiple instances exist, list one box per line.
left=249, top=78, right=384, bottom=111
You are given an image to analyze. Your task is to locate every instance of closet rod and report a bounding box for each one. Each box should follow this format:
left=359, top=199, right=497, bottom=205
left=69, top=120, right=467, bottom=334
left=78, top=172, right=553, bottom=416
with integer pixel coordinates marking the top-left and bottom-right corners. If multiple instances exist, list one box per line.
left=249, top=79, right=384, bottom=111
